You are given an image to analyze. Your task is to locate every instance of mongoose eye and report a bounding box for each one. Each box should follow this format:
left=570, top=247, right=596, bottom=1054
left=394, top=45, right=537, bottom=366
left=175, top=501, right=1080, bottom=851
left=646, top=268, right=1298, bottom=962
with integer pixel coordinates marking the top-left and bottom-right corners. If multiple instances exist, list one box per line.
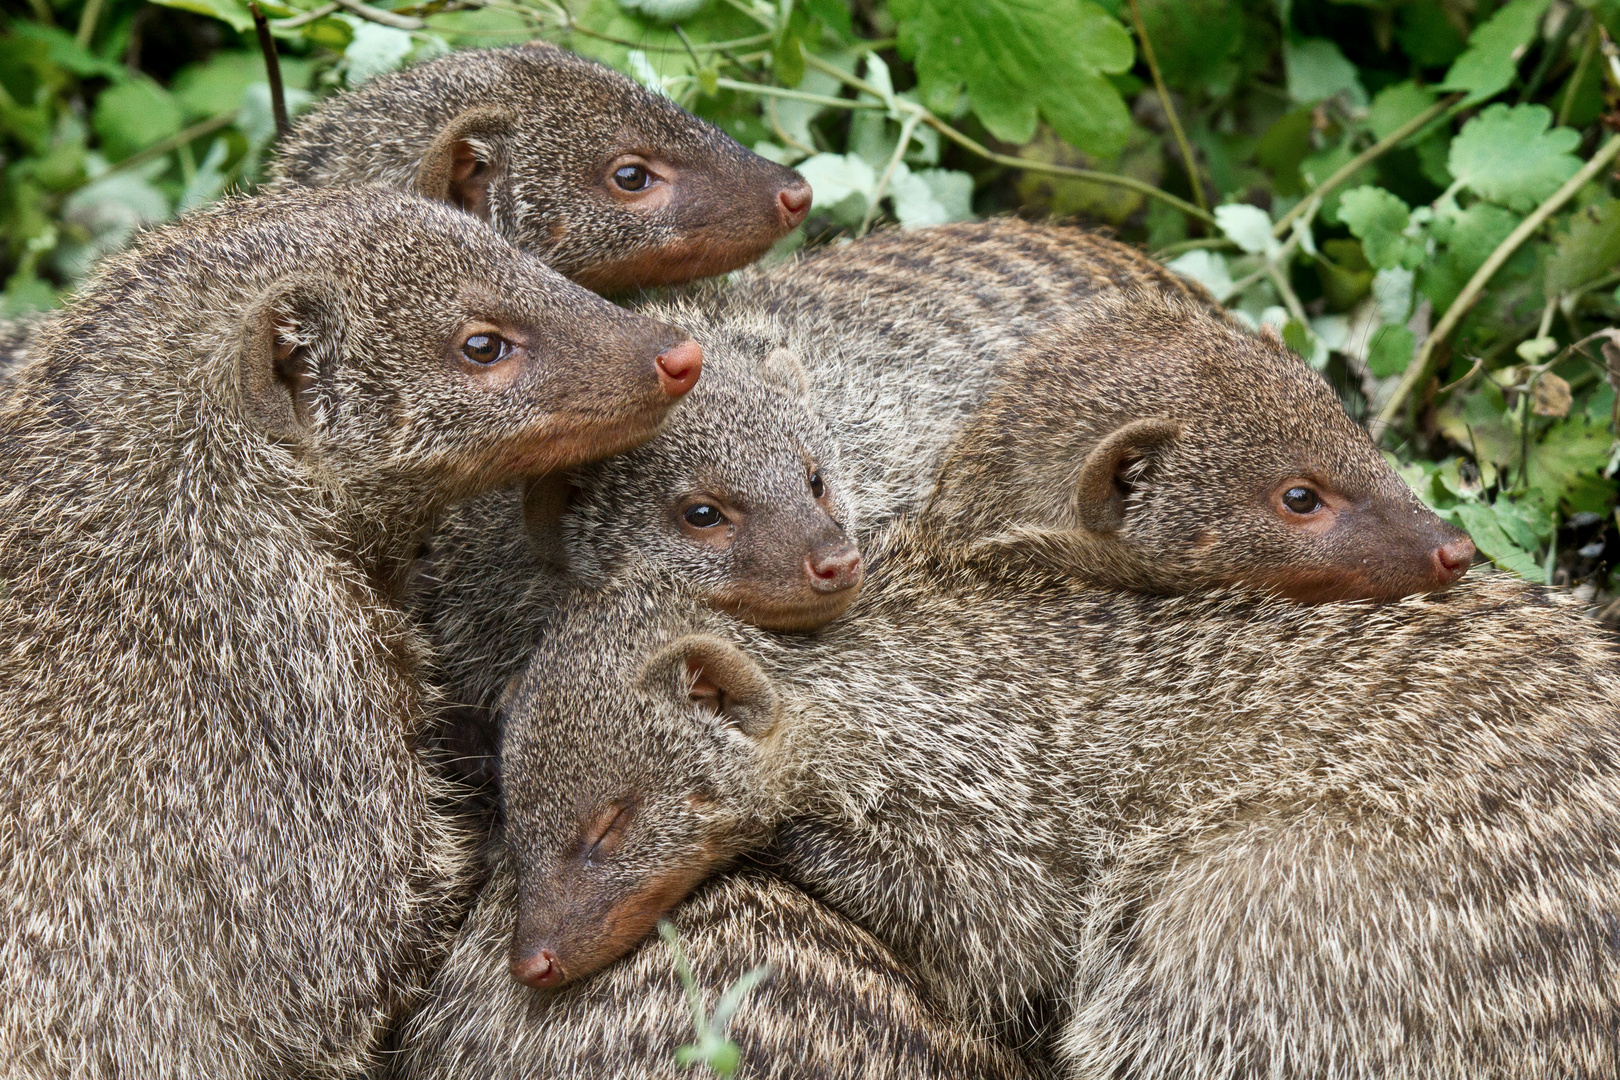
left=613, top=164, right=650, bottom=191
left=809, top=470, right=825, bottom=499
left=461, top=333, right=511, bottom=365
left=683, top=504, right=724, bottom=528
left=581, top=802, right=633, bottom=868
left=1282, top=486, right=1321, bottom=514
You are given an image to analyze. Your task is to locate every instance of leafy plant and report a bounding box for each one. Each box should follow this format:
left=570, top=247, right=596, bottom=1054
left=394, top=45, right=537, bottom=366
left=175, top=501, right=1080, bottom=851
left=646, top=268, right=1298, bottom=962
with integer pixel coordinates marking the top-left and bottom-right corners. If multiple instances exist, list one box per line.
left=659, top=920, right=772, bottom=1077
left=7, top=0, right=1620, bottom=607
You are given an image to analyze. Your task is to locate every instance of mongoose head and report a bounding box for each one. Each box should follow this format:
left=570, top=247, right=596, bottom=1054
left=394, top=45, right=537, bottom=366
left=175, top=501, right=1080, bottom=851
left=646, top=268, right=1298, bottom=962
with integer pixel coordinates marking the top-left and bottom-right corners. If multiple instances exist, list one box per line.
left=44, top=187, right=699, bottom=519
left=500, top=588, right=785, bottom=990
left=540, top=330, right=863, bottom=631
left=272, top=43, right=811, bottom=294
left=926, top=292, right=1475, bottom=603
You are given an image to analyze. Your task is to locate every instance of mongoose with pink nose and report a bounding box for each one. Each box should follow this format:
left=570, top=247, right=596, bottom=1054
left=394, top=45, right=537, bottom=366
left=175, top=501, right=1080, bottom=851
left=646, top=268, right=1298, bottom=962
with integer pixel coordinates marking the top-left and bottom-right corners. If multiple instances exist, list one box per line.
left=269, top=42, right=811, bottom=294
left=484, top=523, right=1620, bottom=1079
left=0, top=186, right=700, bottom=1080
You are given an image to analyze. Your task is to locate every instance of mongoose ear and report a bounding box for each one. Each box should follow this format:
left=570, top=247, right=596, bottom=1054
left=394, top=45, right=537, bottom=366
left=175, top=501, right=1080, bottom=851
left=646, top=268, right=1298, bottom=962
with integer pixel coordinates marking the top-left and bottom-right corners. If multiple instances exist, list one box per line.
left=237, top=276, right=345, bottom=440
left=759, top=347, right=811, bottom=400
left=1072, top=417, right=1183, bottom=534
left=414, top=105, right=515, bottom=220
left=642, top=634, right=779, bottom=738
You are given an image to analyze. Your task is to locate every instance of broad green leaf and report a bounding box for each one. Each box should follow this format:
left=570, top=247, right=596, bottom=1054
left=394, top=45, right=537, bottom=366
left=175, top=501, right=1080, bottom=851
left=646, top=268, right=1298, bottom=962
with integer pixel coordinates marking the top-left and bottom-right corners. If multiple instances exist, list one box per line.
left=1283, top=36, right=1365, bottom=106
left=1439, top=0, right=1549, bottom=105
left=171, top=51, right=313, bottom=118
left=8, top=23, right=124, bottom=79
left=148, top=0, right=255, bottom=33
left=1367, top=80, right=1435, bottom=142
left=1452, top=501, right=1542, bottom=579
left=894, top=167, right=973, bottom=225
left=1214, top=202, right=1276, bottom=256
left=92, top=79, right=183, bottom=161
left=1546, top=199, right=1620, bottom=296
left=343, top=20, right=414, bottom=86
left=1372, top=266, right=1414, bottom=324
left=1527, top=415, right=1615, bottom=509
left=618, top=0, right=711, bottom=20
left=1339, top=186, right=1423, bottom=270
left=1395, top=0, right=1467, bottom=68
left=1448, top=104, right=1580, bottom=211
left=893, top=0, right=1134, bottom=157
left=796, top=152, right=875, bottom=228
left=1366, top=324, right=1416, bottom=377
left=1165, top=250, right=1234, bottom=302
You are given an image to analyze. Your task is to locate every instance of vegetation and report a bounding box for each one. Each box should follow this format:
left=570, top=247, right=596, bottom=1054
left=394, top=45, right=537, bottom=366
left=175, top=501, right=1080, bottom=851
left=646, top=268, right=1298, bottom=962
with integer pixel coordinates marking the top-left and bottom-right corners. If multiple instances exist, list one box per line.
left=4, top=0, right=1620, bottom=604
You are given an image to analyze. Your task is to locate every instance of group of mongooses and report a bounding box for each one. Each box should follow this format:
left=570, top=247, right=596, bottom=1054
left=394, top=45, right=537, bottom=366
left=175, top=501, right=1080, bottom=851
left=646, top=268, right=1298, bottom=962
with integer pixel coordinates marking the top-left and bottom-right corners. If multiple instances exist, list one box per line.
left=1, top=36, right=1614, bottom=1080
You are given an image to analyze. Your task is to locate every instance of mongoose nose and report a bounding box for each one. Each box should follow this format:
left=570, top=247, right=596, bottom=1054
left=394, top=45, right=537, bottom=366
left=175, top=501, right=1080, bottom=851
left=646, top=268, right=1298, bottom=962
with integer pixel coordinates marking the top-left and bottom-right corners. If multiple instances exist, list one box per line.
left=806, top=542, right=863, bottom=593
left=511, top=947, right=563, bottom=989
left=655, top=339, right=703, bottom=398
left=1433, top=537, right=1475, bottom=582
left=778, top=181, right=813, bottom=228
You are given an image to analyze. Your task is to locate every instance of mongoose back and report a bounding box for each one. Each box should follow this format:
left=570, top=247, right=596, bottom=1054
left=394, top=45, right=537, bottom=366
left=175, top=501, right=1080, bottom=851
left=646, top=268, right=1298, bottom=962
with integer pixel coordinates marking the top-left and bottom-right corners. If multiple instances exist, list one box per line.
left=270, top=42, right=811, bottom=293
left=0, top=186, right=699, bottom=1079
left=394, top=863, right=1035, bottom=1080
left=495, top=530, right=1620, bottom=1078
left=923, top=291, right=1475, bottom=601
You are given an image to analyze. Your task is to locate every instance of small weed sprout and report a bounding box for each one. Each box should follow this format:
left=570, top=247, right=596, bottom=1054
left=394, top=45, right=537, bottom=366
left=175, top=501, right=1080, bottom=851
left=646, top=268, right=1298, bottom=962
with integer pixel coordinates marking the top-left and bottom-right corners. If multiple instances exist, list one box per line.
left=659, top=920, right=772, bottom=1078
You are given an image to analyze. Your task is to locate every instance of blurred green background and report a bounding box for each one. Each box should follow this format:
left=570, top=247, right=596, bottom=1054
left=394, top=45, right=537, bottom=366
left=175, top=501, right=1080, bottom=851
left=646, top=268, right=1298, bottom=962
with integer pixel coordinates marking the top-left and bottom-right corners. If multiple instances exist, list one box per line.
left=4, top=0, right=1620, bottom=606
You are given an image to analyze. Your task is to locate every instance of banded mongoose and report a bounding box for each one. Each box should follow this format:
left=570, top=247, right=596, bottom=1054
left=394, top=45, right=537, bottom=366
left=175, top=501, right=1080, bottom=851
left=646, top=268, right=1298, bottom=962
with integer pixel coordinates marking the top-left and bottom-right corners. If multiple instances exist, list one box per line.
left=923, top=291, right=1476, bottom=601
left=394, top=863, right=1035, bottom=1080
left=0, top=186, right=699, bottom=1079
left=494, top=529, right=1620, bottom=1078
left=269, top=42, right=811, bottom=293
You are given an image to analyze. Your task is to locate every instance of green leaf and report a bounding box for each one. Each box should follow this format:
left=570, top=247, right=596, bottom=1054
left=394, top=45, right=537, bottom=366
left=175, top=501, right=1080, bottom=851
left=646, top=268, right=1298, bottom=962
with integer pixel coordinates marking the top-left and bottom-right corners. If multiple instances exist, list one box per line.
left=1439, top=0, right=1550, bottom=105
left=1366, top=80, right=1436, bottom=141
left=343, top=20, right=415, bottom=86
left=8, top=23, right=125, bottom=79
left=1546, top=199, right=1620, bottom=296
left=148, top=0, right=255, bottom=32
left=893, top=0, right=1134, bottom=157
left=1452, top=501, right=1543, bottom=579
left=1395, top=0, right=1467, bottom=68
left=92, top=78, right=184, bottom=161
left=1213, top=202, right=1276, bottom=256
left=1448, top=104, right=1580, bottom=211
left=1283, top=36, right=1365, bottom=106
left=1165, top=250, right=1234, bottom=302
left=1367, top=324, right=1416, bottom=377
left=1527, top=415, right=1615, bottom=509
left=1339, top=186, right=1423, bottom=271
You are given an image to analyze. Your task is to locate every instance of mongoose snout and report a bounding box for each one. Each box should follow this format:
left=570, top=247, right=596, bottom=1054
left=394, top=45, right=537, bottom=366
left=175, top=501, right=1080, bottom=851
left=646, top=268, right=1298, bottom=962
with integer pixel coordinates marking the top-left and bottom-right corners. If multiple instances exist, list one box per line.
left=806, top=537, right=862, bottom=594
left=778, top=179, right=813, bottom=228
left=653, top=338, right=703, bottom=397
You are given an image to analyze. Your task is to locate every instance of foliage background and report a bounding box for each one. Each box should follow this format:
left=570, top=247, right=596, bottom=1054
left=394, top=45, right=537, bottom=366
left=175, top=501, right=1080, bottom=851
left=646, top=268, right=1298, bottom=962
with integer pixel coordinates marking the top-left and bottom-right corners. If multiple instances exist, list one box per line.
left=4, top=0, right=1620, bottom=607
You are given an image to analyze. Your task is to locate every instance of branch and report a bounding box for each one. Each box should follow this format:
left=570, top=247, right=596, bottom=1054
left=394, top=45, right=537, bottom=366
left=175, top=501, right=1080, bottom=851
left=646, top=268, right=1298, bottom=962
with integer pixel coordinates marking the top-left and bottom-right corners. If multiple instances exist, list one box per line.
left=249, top=3, right=289, bottom=143
left=273, top=1, right=340, bottom=28
left=1272, top=93, right=1462, bottom=237
left=329, top=0, right=424, bottom=30
left=1376, top=132, right=1620, bottom=428
left=1127, top=0, right=1206, bottom=214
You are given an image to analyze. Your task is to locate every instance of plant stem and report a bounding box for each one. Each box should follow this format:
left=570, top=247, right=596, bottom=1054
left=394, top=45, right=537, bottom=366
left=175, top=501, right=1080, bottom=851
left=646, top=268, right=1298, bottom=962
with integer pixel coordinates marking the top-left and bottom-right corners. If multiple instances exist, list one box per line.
left=1560, top=23, right=1601, bottom=127
left=95, top=110, right=241, bottom=181
left=330, top=0, right=424, bottom=30
left=1272, top=93, right=1461, bottom=237
left=801, top=51, right=1216, bottom=225
left=74, top=0, right=105, bottom=48
left=704, top=77, right=882, bottom=110
left=1127, top=0, right=1206, bottom=215
left=274, top=2, right=341, bottom=28
left=1377, top=132, right=1620, bottom=428
left=859, top=109, right=922, bottom=235
left=250, top=2, right=290, bottom=143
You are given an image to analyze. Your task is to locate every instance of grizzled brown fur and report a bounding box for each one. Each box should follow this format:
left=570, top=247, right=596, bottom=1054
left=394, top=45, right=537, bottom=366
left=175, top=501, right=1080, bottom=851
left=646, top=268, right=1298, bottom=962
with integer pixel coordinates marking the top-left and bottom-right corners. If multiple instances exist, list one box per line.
left=393, top=864, right=1035, bottom=1080
left=270, top=42, right=810, bottom=293
left=493, top=523, right=1620, bottom=1078
left=0, top=186, right=694, bottom=1079
left=924, top=291, right=1474, bottom=602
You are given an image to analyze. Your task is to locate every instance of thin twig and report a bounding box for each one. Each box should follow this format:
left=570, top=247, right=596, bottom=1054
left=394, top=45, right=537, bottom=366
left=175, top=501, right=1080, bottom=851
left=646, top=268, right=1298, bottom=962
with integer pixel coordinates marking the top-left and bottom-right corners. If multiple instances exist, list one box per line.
left=859, top=110, right=923, bottom=236
left=1436, top=355, right=1485, bottom=394
left=1127, top=0, right=1206, bottom=215
left=273, top=2, right=341, bottom=29
left=1153, top=236, right=1237, bottom=258
left=1560, top=23, right=1601, bottom=127
left=1272, top=93, right=1462, bottom=237
left=702, top=76, right=883, bottom=111
left=249, top=3, right=289, bottom=143
left=74, top=0, right=105, bottom=48
left=95, top=110, right=241, bottom=180
left=1377, top=132, right=1620, bottom=428
left=330, top=0, right=424, bottom=30
left=1267, top=262, right=1309, bottom=324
